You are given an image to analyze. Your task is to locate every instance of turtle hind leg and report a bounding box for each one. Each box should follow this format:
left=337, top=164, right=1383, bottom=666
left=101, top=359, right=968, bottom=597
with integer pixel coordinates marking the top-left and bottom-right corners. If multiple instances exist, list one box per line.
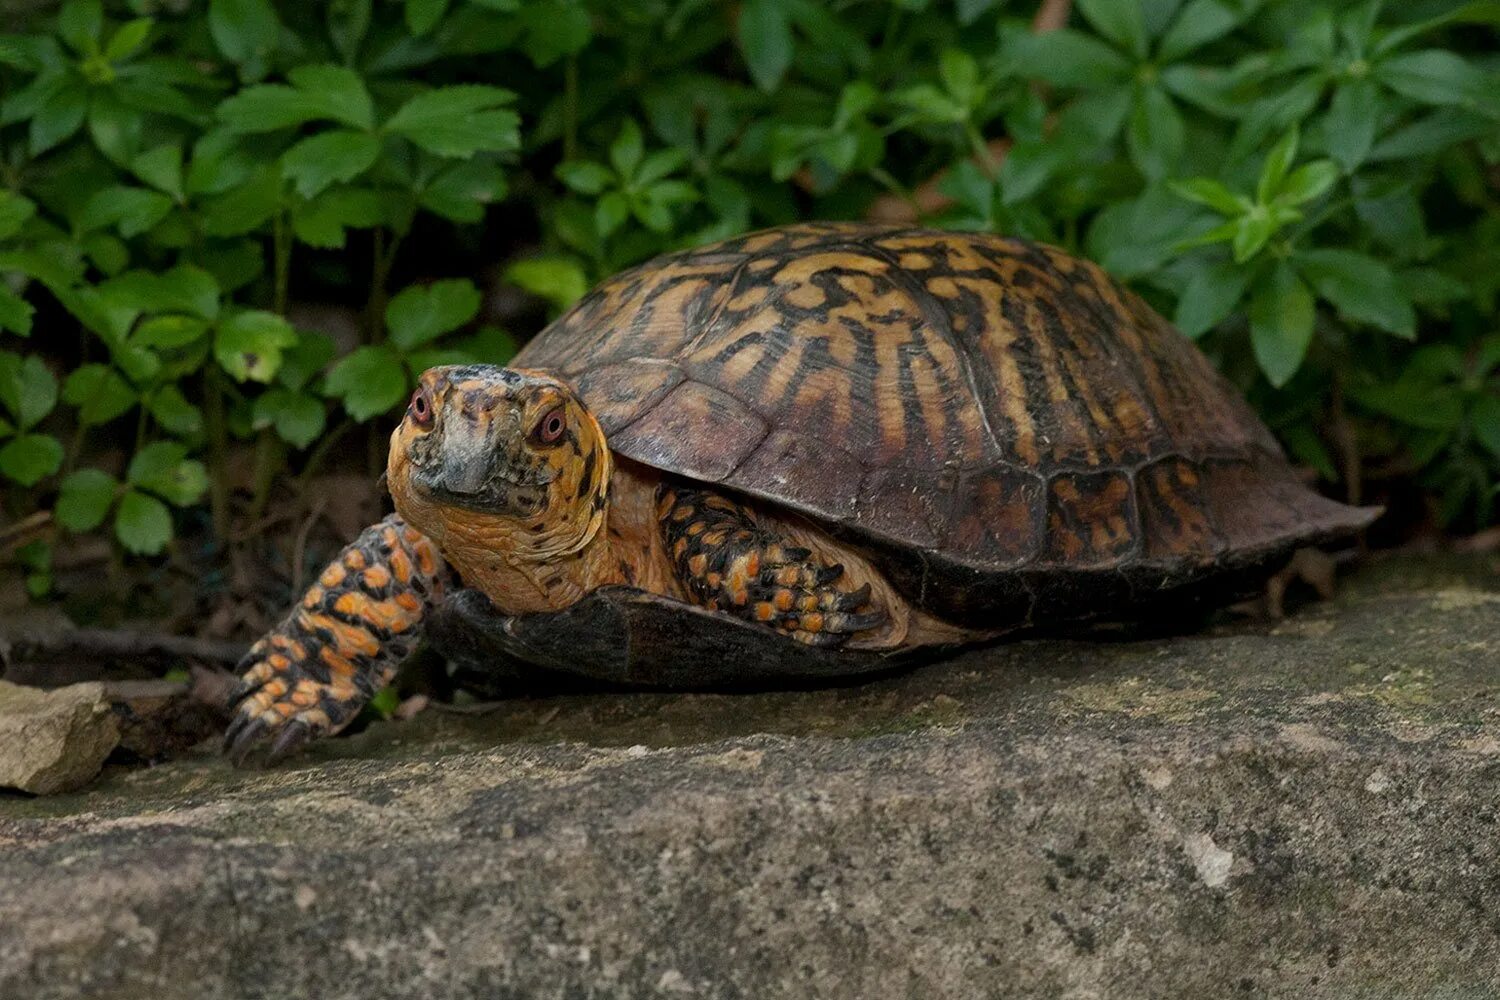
left=657, top=485, right=886, bottom=648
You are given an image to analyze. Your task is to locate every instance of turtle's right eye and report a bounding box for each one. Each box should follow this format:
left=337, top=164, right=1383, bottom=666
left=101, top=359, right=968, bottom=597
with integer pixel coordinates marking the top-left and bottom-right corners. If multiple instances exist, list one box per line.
left=409, top=388, right=434, bottom=428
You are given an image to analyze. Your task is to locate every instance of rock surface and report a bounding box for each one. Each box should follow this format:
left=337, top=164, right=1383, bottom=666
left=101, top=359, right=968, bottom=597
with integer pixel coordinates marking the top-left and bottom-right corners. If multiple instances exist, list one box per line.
left=1, top=554, right=1498, bottom=999
left=0, top=680, right=119, bottom=794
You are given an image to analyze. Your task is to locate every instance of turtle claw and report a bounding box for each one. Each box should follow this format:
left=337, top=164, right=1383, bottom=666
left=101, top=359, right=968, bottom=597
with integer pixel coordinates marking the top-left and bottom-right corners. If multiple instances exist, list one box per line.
left=226, top=717, right=271, bottom=767
left=267, top=720, right=314, bottom=764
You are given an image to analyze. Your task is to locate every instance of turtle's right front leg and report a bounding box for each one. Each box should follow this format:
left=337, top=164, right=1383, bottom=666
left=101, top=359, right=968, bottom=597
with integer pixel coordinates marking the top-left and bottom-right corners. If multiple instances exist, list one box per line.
left=224, top=513, right=449, bottom=764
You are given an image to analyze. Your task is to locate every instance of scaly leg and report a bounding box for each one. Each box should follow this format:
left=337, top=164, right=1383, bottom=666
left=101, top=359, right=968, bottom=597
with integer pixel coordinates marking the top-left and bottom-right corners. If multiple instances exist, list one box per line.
left=224, top=514, right=449, bottom=763
left=658, top=485, right=885, bottom=647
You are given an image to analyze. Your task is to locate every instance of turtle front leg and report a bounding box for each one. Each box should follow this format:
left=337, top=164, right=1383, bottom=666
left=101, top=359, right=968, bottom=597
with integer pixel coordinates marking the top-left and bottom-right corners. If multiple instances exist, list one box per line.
left=224, top=514, right=449, bottom=764
left=657, top=485, right=885, bottom=647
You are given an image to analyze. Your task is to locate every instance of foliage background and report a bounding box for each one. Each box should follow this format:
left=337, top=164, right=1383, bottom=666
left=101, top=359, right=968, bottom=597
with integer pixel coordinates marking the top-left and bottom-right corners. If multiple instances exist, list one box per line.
left=0, top=0, right=1497, bottom=620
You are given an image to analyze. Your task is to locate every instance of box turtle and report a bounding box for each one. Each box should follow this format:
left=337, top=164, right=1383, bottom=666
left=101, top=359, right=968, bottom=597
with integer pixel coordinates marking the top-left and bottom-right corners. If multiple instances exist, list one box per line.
left=225, top=222, right=1376, bottom=761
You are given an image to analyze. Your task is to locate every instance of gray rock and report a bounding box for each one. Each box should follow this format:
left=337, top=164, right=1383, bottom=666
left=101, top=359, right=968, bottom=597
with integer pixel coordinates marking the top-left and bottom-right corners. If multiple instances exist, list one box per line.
left=0, top=554, right=1498, bottom=999
left=0, top=680, right=119, bottom=795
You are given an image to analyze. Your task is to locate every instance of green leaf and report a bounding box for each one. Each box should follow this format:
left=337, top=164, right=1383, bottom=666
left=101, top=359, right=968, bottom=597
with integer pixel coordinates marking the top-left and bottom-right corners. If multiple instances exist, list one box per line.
left=0, top=434, right=63, bottom=486
left=214, top=310, right=296, bottom=382
left=103, top=265, right=220, bottom=320
left=1278, top=161, right=1339, bottom=204
left=104, top=18, right=152, bottom=62
left=517, top=0, right=592, bottom=67
left=324, top=345, right=408, bottom=421
left=62, top=364, right=135, bottom=425
left=0, top=191, right=36, bottom=240
left=1231, top=209, right=1279, bottom=262
left=1077, top=0, right=1147, bottom=59
left=0, top=354, right=58, bottom=429
left=133, top=315, right=210, bottom=350
left=1170, top=177, right=1246, bottom=216
left=252, top=387, right=325, bottom=448
left=115, top=489, right=173, bottom=554
left=1296, top=248, right=1416, bottom=338
left=419, top=160, right=507, bottom=223
left=1472, top=395, right=1500, bottom=459
left=1376, top=49, right=1491, bottom=108
left=131, top=144, right=185, bottom=201
left=0, top=288, right=33, bottom=337
left=1157, top=0, right=1242, bottom=62
left=217, top=64, right=372, bottom=132
left=405, top=0, right=450, bottom=35
left=1351, top=380, right=1463, bottom=431
left=58, top=0, right=103, bottom=54
left=146, top=384, right=203, bottom=436
left=208, top=0, right=282, bottom=63
left=1001, top=28, right=1132, bottom=88
left=557, top=161, right=614, bottom=195
left=1367, top=109, right=1494, bottom=162
left=292, top=188, right=386, bottom=248
left=30, top=81, right=88, bottom=156
left=384, top=86, right=520, bottom=158
left=1256, top=128, right=1299, bottom=204
left=504, top=257, right=588, bottom=312
left=609, top=120, right=645, bottom=179
left=55, top=468, right=118, bottom=532
left=277, top=331, right=336, bottom=391
left=739, top=0, right=793, bottom=91
left=1323, top=79, right=1379, bottom=173
left=78, top=186, right=174, bottom=237
left=201, top=165, right=283, bottom=236
left=594, top=191, right=629, bottom=238
left=281, top=130, right=381, bottom=198
left=126, top=441, right=206, bottom=505
left=1248, top=263, right=1315, bottom=387
left=386, top=279, right=481, bottom=350
left=1126, top=86, right=1184, bottom=182
left=1174, top=259, right=1253, bottom=338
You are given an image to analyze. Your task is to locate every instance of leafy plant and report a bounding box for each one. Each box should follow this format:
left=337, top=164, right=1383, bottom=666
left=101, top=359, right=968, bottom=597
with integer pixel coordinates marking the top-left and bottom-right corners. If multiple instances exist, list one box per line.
left=0, top=0, right=1496, bottom=596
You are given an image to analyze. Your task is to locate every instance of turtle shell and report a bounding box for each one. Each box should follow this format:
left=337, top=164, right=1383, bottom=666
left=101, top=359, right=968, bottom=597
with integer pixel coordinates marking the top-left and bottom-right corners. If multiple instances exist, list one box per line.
left=513, top=223, right=1375, bottom=628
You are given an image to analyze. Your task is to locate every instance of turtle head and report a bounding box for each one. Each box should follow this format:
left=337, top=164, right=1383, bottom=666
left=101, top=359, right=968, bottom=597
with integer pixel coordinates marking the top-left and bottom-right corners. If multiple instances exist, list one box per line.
left=387, top=365, right=611, bottom=561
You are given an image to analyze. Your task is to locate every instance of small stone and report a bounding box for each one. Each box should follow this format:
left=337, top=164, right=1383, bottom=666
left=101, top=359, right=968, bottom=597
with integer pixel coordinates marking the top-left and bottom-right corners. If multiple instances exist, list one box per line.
left=1366, top=769, right=1391, bottom=794
left=1183, top=832, right=1233, bottom=888
left=0, top=680, right=119, bottom=795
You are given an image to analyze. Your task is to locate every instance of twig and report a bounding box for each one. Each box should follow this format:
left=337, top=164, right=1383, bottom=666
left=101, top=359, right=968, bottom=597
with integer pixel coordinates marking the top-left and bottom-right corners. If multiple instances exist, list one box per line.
left=1032, top=0, right=1072, bottom=33
left=2, top=627, right=246, bottom=666
left=0, top=510, right=52, bottom=551
left=291, top=497, right=328, bottom=593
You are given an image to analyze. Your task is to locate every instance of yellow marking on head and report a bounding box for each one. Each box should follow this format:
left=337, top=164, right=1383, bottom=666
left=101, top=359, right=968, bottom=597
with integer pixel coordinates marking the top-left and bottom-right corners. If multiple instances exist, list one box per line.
left=362, top=565, right=392, bottom=589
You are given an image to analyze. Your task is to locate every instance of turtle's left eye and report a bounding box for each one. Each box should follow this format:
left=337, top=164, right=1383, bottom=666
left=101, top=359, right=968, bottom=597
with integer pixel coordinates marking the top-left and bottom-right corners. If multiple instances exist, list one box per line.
left=532, top=405, right=566, bottom=446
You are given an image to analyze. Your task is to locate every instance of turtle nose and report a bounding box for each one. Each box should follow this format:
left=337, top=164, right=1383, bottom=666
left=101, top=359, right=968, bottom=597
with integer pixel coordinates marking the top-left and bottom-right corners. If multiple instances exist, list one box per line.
left=435, top=406, right=495, bottom=496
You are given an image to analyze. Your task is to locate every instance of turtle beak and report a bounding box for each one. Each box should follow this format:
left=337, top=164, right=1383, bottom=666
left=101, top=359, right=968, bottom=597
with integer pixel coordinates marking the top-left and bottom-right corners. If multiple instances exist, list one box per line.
left=434, top=415, right=494, bottom=497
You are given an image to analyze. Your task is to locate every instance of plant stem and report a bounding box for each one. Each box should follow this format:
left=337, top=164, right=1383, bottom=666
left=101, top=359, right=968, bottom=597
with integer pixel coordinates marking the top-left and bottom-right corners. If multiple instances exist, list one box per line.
left=272, top=211, right=292, bottom=316
left=564, top=55, right=580, bottom=162
left=204, top=365, right=231, bottom=545
left=297, top=417, right=354, bottom=492
left=868, top=166, right=923, bottom=220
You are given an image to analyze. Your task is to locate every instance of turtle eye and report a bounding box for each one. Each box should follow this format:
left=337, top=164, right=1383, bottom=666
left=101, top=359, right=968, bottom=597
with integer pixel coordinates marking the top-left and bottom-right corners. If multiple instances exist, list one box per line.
left=409, top=387, right=434, bottom=428
left=532, top=405, right=566, bottom=446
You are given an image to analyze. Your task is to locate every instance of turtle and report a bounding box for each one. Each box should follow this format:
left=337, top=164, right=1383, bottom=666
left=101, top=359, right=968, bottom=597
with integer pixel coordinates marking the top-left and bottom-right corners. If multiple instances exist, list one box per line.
left=223, top=222, right=1377, bottom=761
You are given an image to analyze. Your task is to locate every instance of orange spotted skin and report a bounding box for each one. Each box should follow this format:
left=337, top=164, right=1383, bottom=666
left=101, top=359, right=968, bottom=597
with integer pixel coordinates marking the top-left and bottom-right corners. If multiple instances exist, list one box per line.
left=224, top=514, right=449, bottom=760
left=658, top=486, right=884, bottom=647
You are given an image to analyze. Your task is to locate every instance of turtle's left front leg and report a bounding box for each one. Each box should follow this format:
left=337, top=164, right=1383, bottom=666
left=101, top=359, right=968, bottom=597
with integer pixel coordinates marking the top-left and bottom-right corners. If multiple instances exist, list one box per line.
left=657, top=485, right=886, bottom=647
left=224, top=514, right=450, bottom=763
